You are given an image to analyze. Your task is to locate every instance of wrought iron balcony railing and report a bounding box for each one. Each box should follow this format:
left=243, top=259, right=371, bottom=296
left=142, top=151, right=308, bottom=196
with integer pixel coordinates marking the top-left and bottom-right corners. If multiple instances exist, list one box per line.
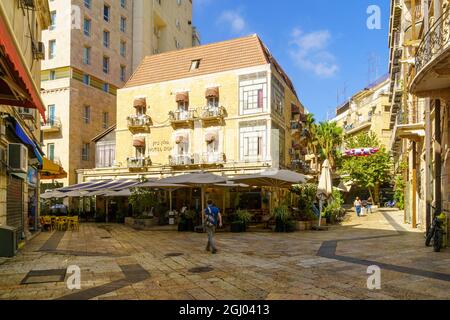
left=200, top=106, right=226, bottom=119
left=41, top=117, right=62, bottom=132
left=202, top=152, right=226, bottom=164
left=127, top=157, right=151, bottom=168
left=169, top=110, right=197, bottom=122
left=127, top=115, right=151, bottom=128
left=169, top=154, right=200, bottom=166
left=416, top=9, right=450, bottom=74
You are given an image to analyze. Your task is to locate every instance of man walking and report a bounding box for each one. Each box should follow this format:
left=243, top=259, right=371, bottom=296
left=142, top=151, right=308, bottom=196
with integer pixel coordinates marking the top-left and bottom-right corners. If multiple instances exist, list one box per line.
left=204, top=200, right=222, bottom=254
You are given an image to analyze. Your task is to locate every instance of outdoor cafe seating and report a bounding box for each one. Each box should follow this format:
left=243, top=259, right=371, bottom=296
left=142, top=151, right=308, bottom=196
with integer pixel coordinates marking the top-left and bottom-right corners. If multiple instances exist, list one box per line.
left=40, top=215, right=79, bottom=232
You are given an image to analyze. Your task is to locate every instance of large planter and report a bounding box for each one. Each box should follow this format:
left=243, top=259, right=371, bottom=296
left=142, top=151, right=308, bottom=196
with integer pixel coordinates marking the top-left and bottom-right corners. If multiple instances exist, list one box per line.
left=178, top=218, right=195, bottom=232
left=231, top=221, right=246, bottom=233
left=296, top=221, right=308, bottom=231
left=125, top=217, right=158, bottom=229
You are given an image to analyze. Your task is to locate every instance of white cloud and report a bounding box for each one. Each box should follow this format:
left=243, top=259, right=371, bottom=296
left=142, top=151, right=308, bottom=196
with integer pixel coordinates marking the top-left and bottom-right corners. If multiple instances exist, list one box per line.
left=289, top=28, right=339, bottom=78
left=218, top=10, right=247, bottom=34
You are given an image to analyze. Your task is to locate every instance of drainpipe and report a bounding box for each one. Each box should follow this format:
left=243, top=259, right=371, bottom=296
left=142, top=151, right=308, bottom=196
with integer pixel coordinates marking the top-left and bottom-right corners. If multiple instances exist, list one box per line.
left=435, top=99, right=442, bottom=216
left=412, top=141, right=417, bottom=228
left=425, top=98, right=432, bottom=231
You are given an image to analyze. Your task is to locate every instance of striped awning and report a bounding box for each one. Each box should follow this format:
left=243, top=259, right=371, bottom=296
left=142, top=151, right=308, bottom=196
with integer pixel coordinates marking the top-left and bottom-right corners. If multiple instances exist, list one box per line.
left=176, top=92, right=189, bottom=103
left=205, top=87, right=219, bottom=98
left=58, top=180, right=112, bottom=192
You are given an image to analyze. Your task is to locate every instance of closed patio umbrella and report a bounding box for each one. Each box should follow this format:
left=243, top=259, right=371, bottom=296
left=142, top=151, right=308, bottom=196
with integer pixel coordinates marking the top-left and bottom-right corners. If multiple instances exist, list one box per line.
left=316, top=159, right=333, bottom=229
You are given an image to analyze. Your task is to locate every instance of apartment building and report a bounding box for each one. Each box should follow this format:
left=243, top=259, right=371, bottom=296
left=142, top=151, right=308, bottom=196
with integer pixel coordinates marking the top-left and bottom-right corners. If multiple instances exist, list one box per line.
left=0, top=0, right=50, bottom=242
left=388, top=0, right=449, bottom=240
left=40, top=0, right=197, bottom=193
left=331, top=76, right=392, bottom=149
left=77, top=35, right=306, bottom=187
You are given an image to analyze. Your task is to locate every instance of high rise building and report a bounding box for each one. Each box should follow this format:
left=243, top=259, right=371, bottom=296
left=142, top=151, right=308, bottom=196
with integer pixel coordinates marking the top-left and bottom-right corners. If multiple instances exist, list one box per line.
left=40, top=0, right=198, bottom=192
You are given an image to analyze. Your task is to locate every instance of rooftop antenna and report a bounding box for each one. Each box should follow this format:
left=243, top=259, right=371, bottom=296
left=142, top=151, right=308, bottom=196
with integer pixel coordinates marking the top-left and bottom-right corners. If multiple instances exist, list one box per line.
left=367, top=52, right=380, bottom=86
left=336, top=82, right=348, bottom=106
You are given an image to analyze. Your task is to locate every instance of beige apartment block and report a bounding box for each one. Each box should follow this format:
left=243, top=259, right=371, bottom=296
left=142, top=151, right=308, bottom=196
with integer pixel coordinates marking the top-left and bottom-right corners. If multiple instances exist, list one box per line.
left=0, top=0, right=50, bottom=239
left=331, top=76, right=392, bottom=150
left=77, top=35, right=306, bottom=184
left=40, top=0, right=197, bottom=189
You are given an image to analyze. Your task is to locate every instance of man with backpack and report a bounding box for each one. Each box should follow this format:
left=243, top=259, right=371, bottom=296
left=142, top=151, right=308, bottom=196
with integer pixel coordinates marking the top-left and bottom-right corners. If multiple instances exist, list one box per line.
left=204, top=200, right=222, bottom=254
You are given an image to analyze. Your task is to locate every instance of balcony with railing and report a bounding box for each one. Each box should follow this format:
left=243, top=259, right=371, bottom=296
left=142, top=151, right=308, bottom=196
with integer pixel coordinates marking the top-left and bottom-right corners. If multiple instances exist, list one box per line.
left=41, top=117, right=62, bottom=133
left=199, top=106, right=226, bottom=126
left=412, top=8, right=450, bottom=94
left=344, top=115, right=372, bottom=135
left=127, top=157, right=152, bottom=169
left=169, top=109, right=197, bottom=128
left=127, top=114, right=151, bottom=132
left=391, top=0, right=402, bottom=30
left=202, top=152, right=226, bottom=165
left=169, top=154, right=200, bottom=167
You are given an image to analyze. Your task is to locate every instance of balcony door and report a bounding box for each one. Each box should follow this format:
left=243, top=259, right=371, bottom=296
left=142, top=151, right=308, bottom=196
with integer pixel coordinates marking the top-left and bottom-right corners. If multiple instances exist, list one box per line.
left=48, top=105, right=55, bottom=125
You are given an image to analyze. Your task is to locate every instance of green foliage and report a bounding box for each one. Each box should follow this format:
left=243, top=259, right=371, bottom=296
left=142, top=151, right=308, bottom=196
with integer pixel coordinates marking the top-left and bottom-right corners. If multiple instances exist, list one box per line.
left=339, top=132, right=392, bottom=201
left=323, top=189, right=346, bottom=222
left=184, top=209, right=196, bottom=220
left=235, top=210, right=253, bottom=224
left=272, top=205, right=291, bottom=223
left=129, top=187, right=159, bottom=216
left=315, top=121, right=344, bottom=168
left=394, top=174, right=405, bottom=210
left=291, top=183, right=318, bottom=220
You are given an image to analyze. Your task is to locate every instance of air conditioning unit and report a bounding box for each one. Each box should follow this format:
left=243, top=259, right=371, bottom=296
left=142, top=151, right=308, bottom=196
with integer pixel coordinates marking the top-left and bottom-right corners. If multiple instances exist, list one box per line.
left=8, top=144, right=28, bottom=173
left=32, top=41, right=45, bottom=60
left=18, top=107, right=34, bottom=120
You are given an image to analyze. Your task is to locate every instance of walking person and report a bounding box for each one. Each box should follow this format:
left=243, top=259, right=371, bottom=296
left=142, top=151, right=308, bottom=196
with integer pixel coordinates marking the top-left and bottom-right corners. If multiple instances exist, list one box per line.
left=365, top=196, right=373, bottom=214
left=204, top=200, right=222, bottom=254
left=354, top=197, right=362, bottom=217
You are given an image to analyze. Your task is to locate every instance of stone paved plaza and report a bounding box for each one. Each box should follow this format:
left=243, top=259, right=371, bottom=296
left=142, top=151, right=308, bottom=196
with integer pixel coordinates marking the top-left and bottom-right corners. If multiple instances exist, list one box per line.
left=0, top=209, right=449, bottom=300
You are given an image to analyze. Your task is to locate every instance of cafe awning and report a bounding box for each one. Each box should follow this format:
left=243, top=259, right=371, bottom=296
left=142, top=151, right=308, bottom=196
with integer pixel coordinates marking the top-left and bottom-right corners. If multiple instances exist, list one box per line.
left=40, top=157, right=67, bottom=180
left=0, top=11, right=46, bottom=120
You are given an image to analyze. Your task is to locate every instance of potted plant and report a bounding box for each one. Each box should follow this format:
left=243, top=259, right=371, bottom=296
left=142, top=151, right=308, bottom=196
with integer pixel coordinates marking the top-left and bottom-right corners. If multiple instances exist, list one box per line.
left=272, top=205, right=293, bottom=232
left=231, top=210, right=252, bottom=232
left=178, top=210, right=195, bottom=232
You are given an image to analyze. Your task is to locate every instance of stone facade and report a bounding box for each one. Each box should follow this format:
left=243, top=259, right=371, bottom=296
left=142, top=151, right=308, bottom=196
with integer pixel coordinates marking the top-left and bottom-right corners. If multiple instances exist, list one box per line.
left=40, top=0, right=196, bottom=190
left=331, top=77, right=392, bottom=150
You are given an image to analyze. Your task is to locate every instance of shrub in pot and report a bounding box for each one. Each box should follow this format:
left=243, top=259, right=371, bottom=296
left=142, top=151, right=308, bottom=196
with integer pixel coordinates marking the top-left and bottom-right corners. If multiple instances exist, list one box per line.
left=231, top=210, right=252, bottom=232
left=178, top=210, right=195, bottom=232
left=272, top=205, right=293, bottom=232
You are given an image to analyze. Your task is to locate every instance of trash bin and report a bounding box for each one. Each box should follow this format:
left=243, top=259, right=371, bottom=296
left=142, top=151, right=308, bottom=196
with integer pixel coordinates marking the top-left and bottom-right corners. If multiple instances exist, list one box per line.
left=0, top=225, right=18, bottom=257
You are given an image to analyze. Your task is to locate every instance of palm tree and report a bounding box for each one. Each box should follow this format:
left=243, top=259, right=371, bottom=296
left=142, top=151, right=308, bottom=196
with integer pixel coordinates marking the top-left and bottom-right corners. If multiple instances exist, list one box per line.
left=300, top=113, right=319, bottom=172
left=315, top=121, right=343, bottom=169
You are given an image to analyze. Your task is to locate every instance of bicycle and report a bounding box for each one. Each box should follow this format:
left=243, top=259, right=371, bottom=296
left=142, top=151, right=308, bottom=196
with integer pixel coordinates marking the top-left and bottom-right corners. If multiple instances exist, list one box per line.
left=384, top=200, right=396, bottom=208
left=425, top=213, right=446, bottom=252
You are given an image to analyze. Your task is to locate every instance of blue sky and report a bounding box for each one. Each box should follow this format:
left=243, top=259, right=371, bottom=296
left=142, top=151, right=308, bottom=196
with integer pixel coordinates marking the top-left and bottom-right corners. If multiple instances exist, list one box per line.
left=193, top=0, right=391, bottom=121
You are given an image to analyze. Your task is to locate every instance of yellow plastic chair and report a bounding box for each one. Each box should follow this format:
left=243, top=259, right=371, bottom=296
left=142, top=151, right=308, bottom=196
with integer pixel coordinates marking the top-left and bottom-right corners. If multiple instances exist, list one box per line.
left=56, top=217, right=67, bottom=231
left=42, top=216, right=53, bottom=231
left=68, top=216, right=79, bottom=231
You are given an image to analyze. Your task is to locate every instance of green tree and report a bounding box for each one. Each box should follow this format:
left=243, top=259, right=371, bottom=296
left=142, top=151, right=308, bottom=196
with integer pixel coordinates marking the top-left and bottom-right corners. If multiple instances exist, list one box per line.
left=339, top=132, right=392, bottom=204
left=300, top=113, right=319, bottom=171
left=315, top=121, right=343, bottom=169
